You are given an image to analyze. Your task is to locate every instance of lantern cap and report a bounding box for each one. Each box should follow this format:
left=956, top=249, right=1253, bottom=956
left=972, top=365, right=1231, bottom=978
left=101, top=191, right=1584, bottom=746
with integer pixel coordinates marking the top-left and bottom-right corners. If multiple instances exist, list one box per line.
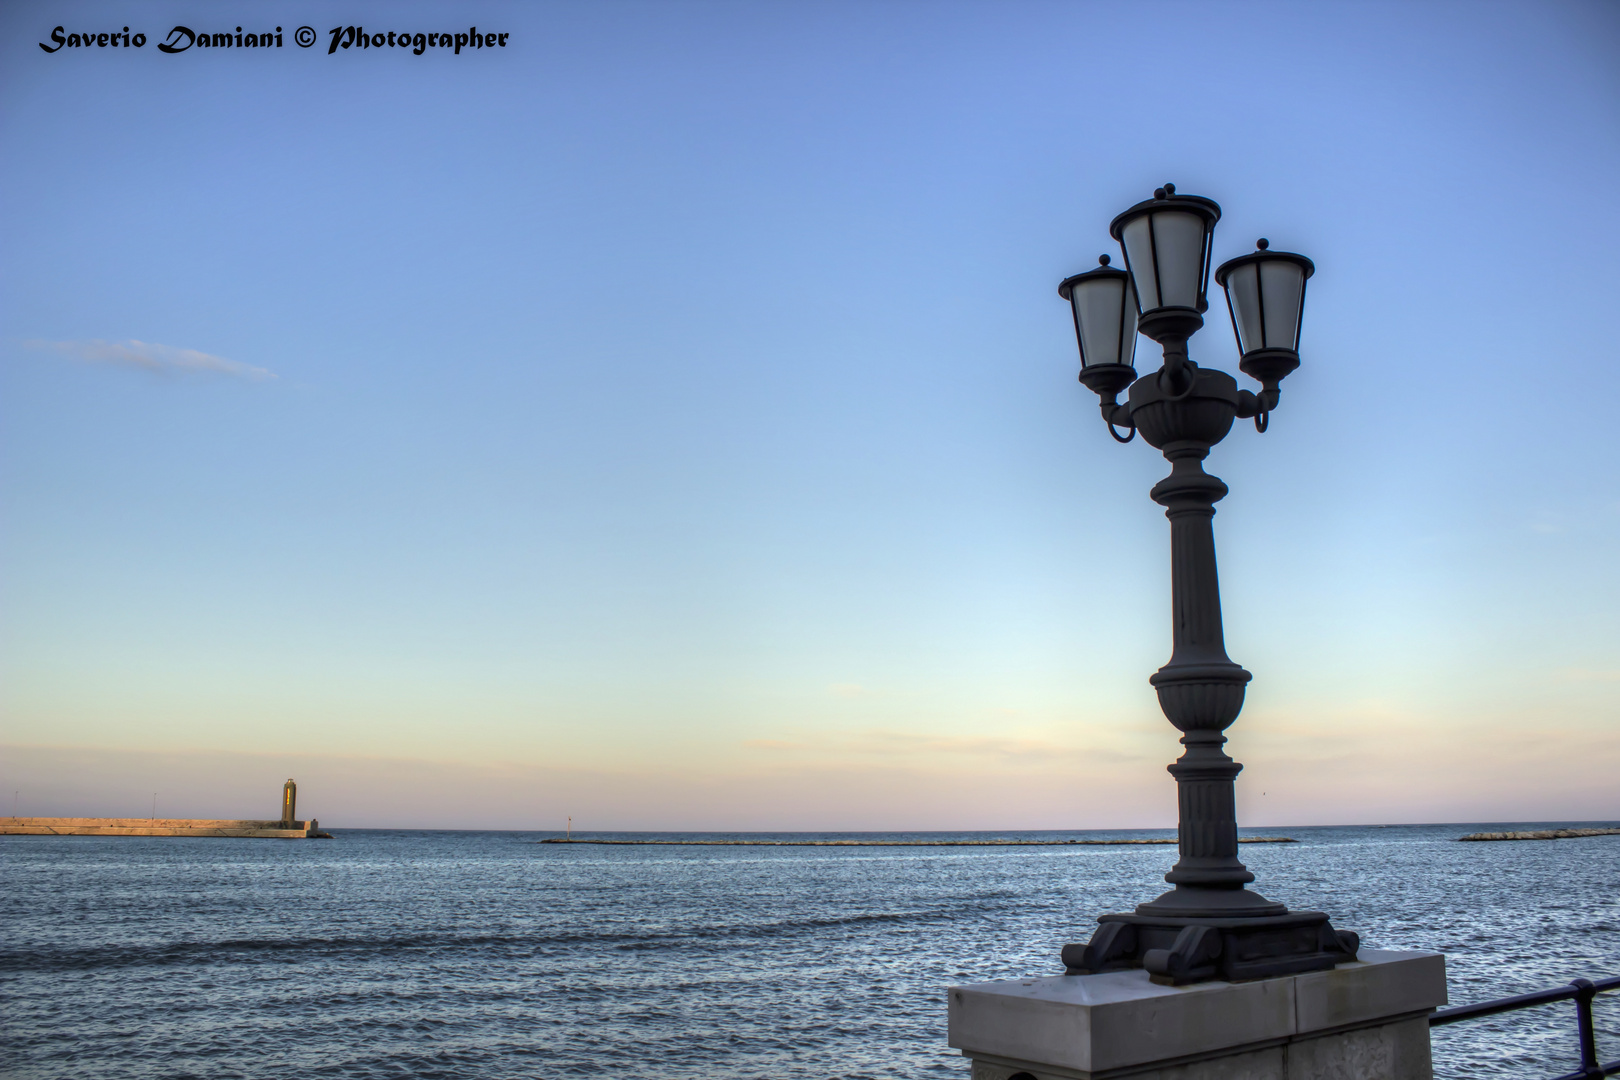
left=1213, top=245, right=1315, bottom=287
left=1058, top=255, right=1130, bottom=300
left=1109, top=185, right=1221, bottom=241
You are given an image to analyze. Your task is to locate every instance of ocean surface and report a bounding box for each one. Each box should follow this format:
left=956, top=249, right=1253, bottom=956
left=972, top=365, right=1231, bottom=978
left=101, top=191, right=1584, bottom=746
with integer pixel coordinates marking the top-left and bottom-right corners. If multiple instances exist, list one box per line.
left=2, top=824, right=1617, bottom=1079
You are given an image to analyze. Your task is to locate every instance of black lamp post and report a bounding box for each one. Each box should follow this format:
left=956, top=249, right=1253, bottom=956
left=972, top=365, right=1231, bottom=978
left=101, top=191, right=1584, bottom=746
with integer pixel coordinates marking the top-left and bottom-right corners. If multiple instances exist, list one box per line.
left=1058, top=184, right=1357, bottom=985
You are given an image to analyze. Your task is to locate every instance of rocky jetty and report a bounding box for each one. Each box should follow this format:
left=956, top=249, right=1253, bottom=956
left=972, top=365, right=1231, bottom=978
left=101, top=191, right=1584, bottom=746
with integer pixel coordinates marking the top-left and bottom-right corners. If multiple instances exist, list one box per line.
left=538, top=836, right=1296, bottom=847
left=1458, top=827, right=1620, bottom=842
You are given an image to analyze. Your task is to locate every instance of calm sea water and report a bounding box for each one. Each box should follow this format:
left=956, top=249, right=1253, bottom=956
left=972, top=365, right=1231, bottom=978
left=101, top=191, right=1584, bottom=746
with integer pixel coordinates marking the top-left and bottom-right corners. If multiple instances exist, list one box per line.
left=2, top=824, right=1616, bottom=1079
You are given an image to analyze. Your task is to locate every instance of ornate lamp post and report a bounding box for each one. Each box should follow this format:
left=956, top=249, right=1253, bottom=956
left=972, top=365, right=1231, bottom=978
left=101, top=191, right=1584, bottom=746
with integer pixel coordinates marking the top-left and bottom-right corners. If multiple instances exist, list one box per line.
left=1058, top=184, right=1358, bottom=985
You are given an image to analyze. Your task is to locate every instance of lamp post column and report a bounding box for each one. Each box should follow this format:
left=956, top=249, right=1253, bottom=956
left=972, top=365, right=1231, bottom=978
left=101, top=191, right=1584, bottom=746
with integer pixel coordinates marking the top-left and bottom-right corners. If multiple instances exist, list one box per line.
left=1144, top=440, right=1274, bottom=908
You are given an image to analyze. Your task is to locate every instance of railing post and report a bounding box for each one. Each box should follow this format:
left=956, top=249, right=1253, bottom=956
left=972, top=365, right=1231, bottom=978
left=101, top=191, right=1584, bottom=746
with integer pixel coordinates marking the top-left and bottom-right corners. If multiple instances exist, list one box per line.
left=1571, top=978, right=1600, bottom=1079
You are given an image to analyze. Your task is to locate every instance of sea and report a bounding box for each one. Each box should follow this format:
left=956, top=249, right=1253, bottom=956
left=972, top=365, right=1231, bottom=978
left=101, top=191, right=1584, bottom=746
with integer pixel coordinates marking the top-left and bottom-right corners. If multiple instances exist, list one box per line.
left=2, top=824, right=1617, bottom=1079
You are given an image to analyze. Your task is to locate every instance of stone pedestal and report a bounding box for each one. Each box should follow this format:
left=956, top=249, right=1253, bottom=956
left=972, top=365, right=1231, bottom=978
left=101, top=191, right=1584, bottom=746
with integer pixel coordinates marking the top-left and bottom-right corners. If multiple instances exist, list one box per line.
left=948, top=949, right=1445, bottom=1080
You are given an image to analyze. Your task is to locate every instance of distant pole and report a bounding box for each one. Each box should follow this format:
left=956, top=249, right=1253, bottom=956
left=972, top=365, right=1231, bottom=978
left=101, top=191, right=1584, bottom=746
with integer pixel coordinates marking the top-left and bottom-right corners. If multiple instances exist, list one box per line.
left=151, top=793, right=157, bottom=820
left=567, top=815, right=571, bottom=839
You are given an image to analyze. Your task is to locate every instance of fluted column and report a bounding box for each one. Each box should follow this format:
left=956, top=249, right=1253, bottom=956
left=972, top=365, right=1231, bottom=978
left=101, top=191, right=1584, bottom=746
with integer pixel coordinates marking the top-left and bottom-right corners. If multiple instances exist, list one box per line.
left=1142, top=444, right=1268, bottom=905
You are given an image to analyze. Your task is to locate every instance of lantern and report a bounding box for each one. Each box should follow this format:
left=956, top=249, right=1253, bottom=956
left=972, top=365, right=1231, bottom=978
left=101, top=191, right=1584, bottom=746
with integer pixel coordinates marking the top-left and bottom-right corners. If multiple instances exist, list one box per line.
left=1108, top=183, right=1221, bottom=343
left=1060, top=254, right=1138, bottom=402
left=1214, top=238, right=1314, bottom=396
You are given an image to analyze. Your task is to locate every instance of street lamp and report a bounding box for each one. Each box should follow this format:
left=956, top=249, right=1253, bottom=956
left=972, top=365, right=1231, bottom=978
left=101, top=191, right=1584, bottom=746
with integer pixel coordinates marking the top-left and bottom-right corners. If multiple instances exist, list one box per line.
left=1058, top=184, right=1357, bottom=985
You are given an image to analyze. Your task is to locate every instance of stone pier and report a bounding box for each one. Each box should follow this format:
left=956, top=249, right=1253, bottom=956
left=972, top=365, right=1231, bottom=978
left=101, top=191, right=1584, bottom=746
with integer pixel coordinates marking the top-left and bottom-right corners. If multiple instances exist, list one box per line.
left=0, top=817, right=324, bottom=838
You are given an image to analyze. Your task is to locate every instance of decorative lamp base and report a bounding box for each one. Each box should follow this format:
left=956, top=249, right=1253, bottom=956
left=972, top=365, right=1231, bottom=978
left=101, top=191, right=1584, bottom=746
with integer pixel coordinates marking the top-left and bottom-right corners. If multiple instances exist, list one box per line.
left=1062, top=909, right=1360, bottom=986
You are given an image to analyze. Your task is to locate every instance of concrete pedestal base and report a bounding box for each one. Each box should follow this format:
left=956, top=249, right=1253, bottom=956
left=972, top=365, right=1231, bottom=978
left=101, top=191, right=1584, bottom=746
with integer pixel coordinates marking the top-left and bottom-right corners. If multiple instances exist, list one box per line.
left=948, top=949, right=1445, bottom=1080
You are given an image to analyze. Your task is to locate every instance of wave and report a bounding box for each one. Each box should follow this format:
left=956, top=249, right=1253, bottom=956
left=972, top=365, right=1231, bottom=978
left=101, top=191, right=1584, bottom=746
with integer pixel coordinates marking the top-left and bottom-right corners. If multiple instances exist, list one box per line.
left=0, top=908, right=955, bottom=974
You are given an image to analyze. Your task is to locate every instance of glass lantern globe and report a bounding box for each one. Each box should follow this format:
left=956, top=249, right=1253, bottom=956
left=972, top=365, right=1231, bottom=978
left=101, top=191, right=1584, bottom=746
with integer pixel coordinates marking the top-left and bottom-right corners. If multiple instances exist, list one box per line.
left=1059, top=254, right=1138, bottom=402
left=1214, top=239, right=1314, bottom=393
left=1108, top=183, right=1221, bottom=343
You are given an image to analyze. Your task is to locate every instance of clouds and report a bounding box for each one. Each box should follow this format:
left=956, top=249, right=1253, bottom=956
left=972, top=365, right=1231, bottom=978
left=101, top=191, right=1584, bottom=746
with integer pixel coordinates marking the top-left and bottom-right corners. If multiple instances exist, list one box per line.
left=26, top=338, right=275, bottom=381
left=745, top=728, right=1140, bottom=766
left=1560, top=668, right=1620, bottom=683
left=828, top=682, right=873, bottom=699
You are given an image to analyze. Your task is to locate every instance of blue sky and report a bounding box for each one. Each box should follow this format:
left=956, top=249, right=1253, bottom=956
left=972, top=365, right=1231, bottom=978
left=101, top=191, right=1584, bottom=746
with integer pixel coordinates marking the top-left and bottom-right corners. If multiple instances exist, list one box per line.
left=2, top=0, right=1617, bottom=828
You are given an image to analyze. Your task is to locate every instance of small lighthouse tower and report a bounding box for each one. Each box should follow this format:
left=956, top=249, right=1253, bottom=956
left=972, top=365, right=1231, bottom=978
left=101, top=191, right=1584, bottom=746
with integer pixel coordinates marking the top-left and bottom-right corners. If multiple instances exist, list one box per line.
left=281, top=779, right=297, bottom=827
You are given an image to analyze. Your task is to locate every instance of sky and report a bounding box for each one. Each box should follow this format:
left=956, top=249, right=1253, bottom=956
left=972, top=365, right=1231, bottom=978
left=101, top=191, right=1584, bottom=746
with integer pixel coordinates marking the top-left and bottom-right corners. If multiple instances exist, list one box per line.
left=2, top=0, right=1617, bottom=830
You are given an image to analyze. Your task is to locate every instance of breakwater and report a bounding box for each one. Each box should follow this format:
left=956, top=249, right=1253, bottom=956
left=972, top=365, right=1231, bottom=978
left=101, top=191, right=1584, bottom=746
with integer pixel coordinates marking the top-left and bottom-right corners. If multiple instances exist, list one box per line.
left=1458, top=827, right=1620, bottom=842
left=1, top=817, right=328, bottom=839
left=0, top=778, right=331, bottom=839
left=538, top=836, right=1297, bottom=846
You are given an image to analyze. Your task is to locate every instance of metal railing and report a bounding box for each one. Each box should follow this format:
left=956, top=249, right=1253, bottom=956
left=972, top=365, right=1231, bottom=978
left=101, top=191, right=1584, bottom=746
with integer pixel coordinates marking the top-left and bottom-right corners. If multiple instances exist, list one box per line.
left=1431, top=976, right=1620, bottom=1080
